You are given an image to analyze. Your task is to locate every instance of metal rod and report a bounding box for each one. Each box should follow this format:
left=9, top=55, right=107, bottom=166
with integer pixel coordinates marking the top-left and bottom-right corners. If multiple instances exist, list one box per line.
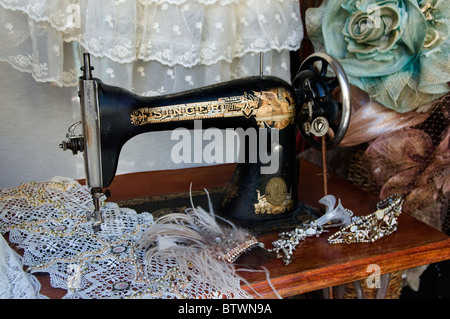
left=321, top=135, right=331, bottom=299
left=375, top=273, right=392, bottom=299
left=335, top=285, right=346, bottom=299
left=82, top=53, right=93, bottom=80
left=321, top=135, right=328, bottom=196
left=260, top=52, right=264, bottom=77
left=353, top=281, right=365, bottom=299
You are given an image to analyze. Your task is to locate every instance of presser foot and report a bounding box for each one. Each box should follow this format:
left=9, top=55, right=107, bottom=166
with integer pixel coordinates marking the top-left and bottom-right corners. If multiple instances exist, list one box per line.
left=85, top=210, right=103, bottom=231
left=92, top=210, right=103, bottom=231
left=87, top=187, right=109, bottom=232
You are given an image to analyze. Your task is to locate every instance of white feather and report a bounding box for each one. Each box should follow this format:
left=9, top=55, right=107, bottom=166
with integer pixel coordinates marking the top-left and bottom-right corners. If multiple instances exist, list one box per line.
left=137, top=189, right=255, bottom=298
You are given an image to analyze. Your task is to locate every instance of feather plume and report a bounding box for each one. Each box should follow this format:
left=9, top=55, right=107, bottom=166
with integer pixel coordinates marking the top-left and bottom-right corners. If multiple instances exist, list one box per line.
left=137, top=187, right=275, bottom=298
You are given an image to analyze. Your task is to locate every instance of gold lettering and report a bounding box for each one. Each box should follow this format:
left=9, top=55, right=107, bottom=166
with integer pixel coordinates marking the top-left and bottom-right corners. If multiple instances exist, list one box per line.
left=171, top=108, right=182, bottom=117
left=130, top=88, right=295, bottom=127
left=185, top=106, right=195, bottom=115
left=152, top=109, right=162, bottom=119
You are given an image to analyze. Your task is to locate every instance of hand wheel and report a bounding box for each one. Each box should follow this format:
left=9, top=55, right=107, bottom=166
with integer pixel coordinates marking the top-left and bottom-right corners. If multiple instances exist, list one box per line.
left=293, top=52, right=351, bottom=150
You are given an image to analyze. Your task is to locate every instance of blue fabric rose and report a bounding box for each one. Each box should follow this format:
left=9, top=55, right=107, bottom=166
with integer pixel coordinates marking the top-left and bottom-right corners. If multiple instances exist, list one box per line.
left=306, top=0, right=450, bottom=112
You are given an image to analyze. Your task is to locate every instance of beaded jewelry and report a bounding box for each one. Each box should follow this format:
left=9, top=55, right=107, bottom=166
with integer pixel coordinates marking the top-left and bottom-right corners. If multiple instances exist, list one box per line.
left=270, top=195, right=354, bottom=265
left=270, top=194, right=404, bottom=265
left=269, top=222, right=326, bottom=265
left=218, top=236, right=261, bottom=263
left=328, top=194, right=404, bottom=244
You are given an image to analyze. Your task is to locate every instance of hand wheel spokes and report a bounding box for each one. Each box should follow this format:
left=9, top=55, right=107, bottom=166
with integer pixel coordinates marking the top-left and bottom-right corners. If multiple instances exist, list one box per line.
left=293, top=53, right=351, bottom=150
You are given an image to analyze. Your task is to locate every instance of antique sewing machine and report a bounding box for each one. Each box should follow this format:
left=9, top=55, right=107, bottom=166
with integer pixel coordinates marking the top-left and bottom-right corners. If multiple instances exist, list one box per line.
left=60, top=52, right=351, bottom=231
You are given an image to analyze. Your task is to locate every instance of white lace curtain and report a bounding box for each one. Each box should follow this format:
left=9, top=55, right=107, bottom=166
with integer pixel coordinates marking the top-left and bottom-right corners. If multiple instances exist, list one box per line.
left=0, top=0, right=303, bottom=95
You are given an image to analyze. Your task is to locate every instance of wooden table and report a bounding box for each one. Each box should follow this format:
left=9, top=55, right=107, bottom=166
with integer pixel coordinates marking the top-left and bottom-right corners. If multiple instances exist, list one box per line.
left=102, top=159, right=450, bottom=298
left=236, top=159, right=450, bottom=298
left=12, top=159, right=450, bottom=299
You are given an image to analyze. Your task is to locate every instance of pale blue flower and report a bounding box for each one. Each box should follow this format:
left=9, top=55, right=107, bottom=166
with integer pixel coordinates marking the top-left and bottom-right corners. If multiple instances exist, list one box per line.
left=306, top=0, right=450, bottom=112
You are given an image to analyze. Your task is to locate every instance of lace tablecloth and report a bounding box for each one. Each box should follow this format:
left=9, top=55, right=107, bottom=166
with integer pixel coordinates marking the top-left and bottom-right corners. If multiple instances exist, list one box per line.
left=0, top=177, right=251, bottom=299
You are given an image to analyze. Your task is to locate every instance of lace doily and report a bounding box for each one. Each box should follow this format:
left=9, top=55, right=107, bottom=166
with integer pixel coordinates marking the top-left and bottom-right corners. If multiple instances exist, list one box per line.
left=0, top=177, right=251, bottom=299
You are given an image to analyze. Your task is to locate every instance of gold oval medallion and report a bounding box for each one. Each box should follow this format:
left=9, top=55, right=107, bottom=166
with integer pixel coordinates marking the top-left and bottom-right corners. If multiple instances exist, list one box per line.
left=265, top=177, right=288, bottom=206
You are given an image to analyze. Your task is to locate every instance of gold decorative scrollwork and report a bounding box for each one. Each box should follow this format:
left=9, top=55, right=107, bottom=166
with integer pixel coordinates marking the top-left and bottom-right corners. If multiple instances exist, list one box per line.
left=129, top=88, right=296, bottom=129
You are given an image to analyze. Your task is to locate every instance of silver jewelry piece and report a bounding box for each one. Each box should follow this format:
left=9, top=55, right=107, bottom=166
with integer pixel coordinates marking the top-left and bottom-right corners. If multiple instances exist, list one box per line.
left=270, top=195, right=353, bottom=265
left=327, top=194, right=404, bottom=244
left=270, top=194, right=404, bottom=265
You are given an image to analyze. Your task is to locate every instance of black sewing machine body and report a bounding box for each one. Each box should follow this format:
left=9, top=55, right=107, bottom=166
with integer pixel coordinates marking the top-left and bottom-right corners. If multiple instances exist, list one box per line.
left=61, top=52, right=351, bottom=229
left=97, top=76, right=297, bottom=187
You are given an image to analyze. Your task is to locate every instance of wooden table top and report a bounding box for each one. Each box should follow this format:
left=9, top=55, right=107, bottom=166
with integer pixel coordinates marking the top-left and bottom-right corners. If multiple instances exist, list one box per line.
left=101, top=159, right=450, bottom=298
left=11, top=159, right=450, bottom=299
left=237, top=160, right=450, bottom=298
